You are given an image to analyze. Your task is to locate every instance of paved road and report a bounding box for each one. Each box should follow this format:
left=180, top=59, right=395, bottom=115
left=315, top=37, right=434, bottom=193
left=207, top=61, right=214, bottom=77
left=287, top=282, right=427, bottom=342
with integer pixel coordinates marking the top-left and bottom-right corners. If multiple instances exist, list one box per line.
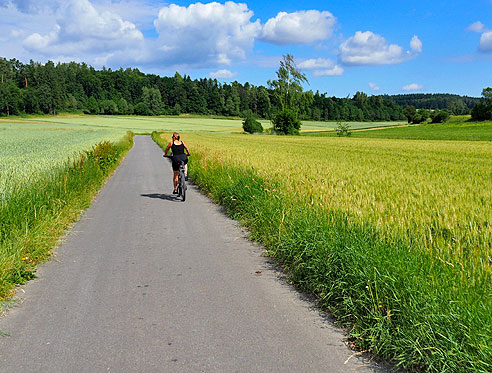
left=0, top=136, right=386, bottom=372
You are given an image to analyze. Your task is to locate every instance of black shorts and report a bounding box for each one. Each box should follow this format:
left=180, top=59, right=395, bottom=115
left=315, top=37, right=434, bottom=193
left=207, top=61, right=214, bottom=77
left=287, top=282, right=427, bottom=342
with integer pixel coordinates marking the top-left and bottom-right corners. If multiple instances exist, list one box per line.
left=172, top=156, right=188, bottom=171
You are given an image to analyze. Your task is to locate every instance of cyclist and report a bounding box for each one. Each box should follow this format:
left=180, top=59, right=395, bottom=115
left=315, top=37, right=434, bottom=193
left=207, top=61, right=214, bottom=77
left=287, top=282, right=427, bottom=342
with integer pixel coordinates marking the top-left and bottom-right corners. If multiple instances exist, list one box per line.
left=164, top=132, right=191, bottom=194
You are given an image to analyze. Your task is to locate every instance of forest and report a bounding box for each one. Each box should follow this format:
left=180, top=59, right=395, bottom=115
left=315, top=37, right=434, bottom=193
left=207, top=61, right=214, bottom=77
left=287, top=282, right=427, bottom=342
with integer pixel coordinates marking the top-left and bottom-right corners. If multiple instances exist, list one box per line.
left=0, top=57, right=478, bottom=121
left=388, top=93, right=479, bottom=114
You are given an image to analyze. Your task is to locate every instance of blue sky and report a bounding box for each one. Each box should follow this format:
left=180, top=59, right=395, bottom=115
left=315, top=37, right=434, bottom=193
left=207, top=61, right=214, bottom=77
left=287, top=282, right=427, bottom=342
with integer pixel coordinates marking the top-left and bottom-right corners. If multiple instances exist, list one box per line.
left=1, top=0, right=491, bottom=97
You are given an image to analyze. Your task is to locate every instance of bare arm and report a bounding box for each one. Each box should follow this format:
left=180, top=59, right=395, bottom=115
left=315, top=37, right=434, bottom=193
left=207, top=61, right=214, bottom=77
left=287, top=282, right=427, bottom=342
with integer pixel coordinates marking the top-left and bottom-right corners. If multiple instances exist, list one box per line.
left=164, top=142, right=172, bottom=155
left=183, top=142, right=191, bottom=155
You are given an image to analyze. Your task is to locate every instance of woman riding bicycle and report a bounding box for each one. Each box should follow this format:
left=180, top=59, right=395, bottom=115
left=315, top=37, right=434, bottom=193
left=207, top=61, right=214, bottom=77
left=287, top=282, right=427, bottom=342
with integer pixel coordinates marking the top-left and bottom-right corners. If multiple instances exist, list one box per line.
left=164, top=132, right=191, bottom=194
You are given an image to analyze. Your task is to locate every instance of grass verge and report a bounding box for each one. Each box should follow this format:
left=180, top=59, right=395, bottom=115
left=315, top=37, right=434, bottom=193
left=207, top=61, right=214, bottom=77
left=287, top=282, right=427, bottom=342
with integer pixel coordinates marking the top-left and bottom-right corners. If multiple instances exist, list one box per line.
left=0, top=132, right=134, bottom=300
left=153, top=131, right=491, bottom=372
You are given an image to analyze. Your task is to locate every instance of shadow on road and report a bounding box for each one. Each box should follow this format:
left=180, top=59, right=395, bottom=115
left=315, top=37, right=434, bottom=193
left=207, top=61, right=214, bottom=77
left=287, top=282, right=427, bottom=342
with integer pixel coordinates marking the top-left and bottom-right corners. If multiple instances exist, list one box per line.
left=140, top=193, right=181, bottom=202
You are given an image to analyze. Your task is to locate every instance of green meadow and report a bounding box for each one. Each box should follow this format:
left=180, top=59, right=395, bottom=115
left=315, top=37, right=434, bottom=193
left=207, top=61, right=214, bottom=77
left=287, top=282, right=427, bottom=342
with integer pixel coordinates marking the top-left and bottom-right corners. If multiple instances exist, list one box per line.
left=2, top=114, right=403, bottom=134
left=303, top=116, right=492, bottom=141
left=353, top=120, right=492, bottom=140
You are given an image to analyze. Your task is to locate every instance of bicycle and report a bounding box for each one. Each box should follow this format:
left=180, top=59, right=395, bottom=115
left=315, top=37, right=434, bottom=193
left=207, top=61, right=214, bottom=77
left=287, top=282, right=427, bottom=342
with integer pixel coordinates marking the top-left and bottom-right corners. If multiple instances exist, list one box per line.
left=164, top=155, right=188, bottom=202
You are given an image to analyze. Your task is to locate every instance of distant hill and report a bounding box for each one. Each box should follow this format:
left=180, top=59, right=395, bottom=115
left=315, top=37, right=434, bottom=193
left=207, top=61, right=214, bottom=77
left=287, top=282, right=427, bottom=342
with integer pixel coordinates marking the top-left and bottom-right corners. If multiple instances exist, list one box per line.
left=387, top=94, right=480, bottom=115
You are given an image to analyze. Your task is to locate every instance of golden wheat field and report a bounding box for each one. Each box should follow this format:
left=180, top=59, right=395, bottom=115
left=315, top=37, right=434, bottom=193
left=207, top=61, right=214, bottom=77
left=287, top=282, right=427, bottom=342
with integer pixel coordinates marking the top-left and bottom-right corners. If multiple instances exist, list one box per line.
left=180, top=133, right=492, bottom=275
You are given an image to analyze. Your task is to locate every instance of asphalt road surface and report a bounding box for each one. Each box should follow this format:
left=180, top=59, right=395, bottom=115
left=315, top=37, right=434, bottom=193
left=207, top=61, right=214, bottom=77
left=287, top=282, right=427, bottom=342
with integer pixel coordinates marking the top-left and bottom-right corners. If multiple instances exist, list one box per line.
left=0, top=136, right=388, bottom=372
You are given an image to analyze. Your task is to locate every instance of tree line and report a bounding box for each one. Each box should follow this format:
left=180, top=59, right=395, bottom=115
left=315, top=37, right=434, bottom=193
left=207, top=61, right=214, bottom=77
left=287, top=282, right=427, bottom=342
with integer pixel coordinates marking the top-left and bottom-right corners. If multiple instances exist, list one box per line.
left=389, top=93, right=480, bottom=115
left=3, top=57, right=475, bottom=123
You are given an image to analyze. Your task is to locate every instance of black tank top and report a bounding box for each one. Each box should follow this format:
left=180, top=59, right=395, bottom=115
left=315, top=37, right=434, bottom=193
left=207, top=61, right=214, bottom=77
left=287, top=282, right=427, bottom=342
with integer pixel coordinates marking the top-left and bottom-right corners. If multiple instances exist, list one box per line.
left=171, top=142, right=185, bottom=156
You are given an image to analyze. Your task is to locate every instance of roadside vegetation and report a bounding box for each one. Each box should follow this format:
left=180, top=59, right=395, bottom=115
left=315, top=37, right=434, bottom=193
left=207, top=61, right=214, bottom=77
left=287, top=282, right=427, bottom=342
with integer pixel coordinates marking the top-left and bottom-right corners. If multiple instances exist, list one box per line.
left=0, top=127, right=133, bottom=299
left=154, top=131, right=492, bottom=372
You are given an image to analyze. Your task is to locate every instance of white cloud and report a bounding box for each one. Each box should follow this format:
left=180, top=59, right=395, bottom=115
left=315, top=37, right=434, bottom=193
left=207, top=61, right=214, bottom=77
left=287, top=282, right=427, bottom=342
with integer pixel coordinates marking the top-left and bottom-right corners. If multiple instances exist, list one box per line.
left=466, top=21, right=492, bottom=53
left=313, top=66, right=344, bottom=77
left=260, top=10, right=336, bottom=45
left=403, top=83, right=423, bottom=91
left=479, top=31, right=492, bottom=52
left=0, top=2, right=60, bottom=59
left=209, top=69, right=237, bottom=79
left=369, top=82, right=380, bottom=91
left=298, top=58, right=334, bottom=70
left=154, top=2, right=261, bottom=67
left=467, top=21, right=486, bottom=33
left=22, top=0, right=144, bottom=58
left=3, top=1, right=262, bottom=69
left=23, top=25, right=60, bottom=50
left=410, top=35, right=422, bottom=53
left=339, top=31, right=421, bottom=66
left=298, top=58, right=343, bottom=77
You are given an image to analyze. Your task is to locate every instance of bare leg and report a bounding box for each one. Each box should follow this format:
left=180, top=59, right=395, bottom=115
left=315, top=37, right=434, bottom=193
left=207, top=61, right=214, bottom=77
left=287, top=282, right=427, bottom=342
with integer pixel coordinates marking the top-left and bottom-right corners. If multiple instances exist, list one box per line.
left=173, top=171, right=179, bottom=191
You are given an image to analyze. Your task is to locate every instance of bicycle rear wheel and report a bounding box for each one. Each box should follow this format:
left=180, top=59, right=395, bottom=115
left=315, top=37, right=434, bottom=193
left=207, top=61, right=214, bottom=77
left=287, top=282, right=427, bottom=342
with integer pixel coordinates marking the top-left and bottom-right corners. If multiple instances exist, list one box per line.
left=180, top=174, right=186, bottom=202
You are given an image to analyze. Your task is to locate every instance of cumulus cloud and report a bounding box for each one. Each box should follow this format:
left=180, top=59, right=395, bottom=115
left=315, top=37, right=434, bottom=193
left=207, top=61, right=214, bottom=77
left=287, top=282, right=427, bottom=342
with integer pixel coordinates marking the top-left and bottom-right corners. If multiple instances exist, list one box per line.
left=209, top=69, right=237, bottom=79
left=403, top=83, right=423, bottom=91
left=466, top=21, right=492, bottom=53
left=298, top=58, right=343, bottom=77
left=154, top=2, right=261, bottom=67
left=260, top=10, right=336, bottom=45
left=339, top=31, right=421, bottom=66
left=22, top=0, right=143, bottom=59
left=369, top=82, right=380, bottom=91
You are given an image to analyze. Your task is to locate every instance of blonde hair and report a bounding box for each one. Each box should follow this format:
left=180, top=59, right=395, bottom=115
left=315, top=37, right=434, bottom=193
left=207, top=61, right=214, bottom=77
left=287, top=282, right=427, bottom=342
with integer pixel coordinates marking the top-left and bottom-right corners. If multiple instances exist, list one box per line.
left=172, top=132, right=180, bottom=140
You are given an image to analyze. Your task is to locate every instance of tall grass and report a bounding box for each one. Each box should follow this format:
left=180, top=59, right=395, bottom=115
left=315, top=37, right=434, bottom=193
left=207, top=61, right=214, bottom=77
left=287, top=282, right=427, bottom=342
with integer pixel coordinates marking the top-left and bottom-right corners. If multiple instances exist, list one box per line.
left=0, top=133, right=133, bottom=299
left=153, top=132, right=492, bottom=372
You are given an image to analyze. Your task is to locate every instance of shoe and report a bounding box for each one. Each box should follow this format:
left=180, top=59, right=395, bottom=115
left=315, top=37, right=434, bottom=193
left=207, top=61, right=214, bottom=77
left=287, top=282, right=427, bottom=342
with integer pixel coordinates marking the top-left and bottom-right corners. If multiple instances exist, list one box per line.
left=173, top=190, right=178, bottom=194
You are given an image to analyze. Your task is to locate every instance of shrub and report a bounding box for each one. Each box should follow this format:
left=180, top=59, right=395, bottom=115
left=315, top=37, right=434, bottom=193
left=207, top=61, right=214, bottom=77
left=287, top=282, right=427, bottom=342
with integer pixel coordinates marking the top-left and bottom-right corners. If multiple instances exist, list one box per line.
left=335, top=121, right=352, bottom=136
left=272, top=109, right=301, bottom=135
left=242, top=115, right=263, bottom=134
left=84, top=141, right=121, bottom=173
left=412, top=109, right=430, bottom=124
left=430, top=110, right=450, bottom=123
